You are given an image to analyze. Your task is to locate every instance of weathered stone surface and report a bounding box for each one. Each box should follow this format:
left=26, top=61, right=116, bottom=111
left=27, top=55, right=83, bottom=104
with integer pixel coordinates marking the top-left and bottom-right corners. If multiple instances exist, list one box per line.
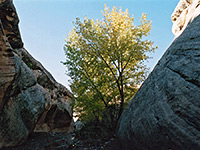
left=0, top=0, right=23, bottom=48
left=18, top=48, right=73, bottom=133
left=0, top=0, right=73, bottom=148
left=172, top=0, right=200, bottom=37
left=0, top=20, right=15, bottom=111
left=118, top=0, right=200, bottom=150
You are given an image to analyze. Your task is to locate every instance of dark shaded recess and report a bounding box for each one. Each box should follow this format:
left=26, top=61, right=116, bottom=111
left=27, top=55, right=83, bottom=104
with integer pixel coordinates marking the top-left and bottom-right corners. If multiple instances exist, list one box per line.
left=54, top=109, right=72, bottom=128
left=20, top=109, right=35, bottom=131
left=44, top=105, right=57, bottom=123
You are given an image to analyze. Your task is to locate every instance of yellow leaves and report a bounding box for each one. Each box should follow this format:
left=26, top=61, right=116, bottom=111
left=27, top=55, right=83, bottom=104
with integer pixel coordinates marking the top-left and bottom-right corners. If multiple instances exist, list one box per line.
left=100, top=4, right=136, bottom=43
left=84, top=16, right=88, bottom=24
left=63, top=4, right=158, bottom=124
left=65, top=3, right=157, bottom=77
left=138, top=13, right=152, bottom=36
left=141, top=13, right=147, bottom=22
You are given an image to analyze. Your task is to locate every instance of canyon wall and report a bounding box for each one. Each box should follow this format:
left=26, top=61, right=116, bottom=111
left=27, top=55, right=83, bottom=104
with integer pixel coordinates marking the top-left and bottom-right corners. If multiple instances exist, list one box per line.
left=118, top=0, right=200, bottom=149
left=0, top=0, right=73, bottom=148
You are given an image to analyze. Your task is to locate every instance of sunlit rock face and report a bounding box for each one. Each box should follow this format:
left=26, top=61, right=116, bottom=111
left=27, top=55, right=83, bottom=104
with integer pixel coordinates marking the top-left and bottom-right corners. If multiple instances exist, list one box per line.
left=118, top=0, right=200, bottom=149
left=172, top=0, right=200, bottom=37
left=0, top=0, right=73, bottom=148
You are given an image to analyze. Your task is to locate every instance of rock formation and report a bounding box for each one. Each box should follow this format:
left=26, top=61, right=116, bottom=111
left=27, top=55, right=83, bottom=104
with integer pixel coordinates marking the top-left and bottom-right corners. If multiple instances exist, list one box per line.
left=172, top=0, right=200, bottom=37
left=0, top=0, right=73, bottom=148
left=118, top=0, right=200, bottom=149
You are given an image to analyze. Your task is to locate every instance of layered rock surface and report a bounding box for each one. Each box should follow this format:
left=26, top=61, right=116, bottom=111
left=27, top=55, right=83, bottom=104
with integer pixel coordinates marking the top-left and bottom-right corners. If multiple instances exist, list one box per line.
left=0, top=0, right=73, bottom=148
left=118, top=0, right=200, bottom=149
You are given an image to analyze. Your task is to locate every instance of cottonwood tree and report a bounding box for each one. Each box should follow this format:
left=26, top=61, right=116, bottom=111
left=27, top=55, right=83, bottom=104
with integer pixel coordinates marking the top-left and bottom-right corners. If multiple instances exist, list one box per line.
left=63, top=5, right=156, bottom=128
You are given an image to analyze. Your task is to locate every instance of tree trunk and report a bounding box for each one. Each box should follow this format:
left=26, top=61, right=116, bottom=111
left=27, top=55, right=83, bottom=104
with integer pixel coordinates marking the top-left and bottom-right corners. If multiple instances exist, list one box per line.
left=116, top=74, right=124, bottom=124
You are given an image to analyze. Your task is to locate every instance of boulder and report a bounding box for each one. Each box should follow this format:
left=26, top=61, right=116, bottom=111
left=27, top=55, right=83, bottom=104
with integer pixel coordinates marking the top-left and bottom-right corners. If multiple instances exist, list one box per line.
left=75, top=121, right=85, bottom=131
left=118, top=0, right=200, bottom=149
left=0, top=0, right=73, bottom=148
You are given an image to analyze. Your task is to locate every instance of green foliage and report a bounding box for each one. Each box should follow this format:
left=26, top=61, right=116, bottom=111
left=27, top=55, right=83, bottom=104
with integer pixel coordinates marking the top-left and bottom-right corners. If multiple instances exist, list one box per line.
left=64, top=4, right=157, bottom=127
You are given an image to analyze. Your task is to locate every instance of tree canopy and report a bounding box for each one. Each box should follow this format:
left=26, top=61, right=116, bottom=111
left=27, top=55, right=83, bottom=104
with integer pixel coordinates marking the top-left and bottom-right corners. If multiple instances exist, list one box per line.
left=63, top=4, right=157, bottom=128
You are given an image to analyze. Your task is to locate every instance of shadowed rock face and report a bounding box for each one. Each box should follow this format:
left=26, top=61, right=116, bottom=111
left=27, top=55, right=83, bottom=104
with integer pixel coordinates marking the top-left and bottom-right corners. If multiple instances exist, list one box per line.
left=0, top=19, right=15, bottom=112
left=0, top=0, right=23, bottom=48
left=0, top=0, right=73, bottom=148
left=118, top=0, right=200, bottom=150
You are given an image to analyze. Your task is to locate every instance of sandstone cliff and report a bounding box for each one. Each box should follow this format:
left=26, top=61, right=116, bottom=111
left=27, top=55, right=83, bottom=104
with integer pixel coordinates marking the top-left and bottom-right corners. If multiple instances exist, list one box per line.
left=0, top=0, right=73, bottom=148
left=118, top=0, right=200, bottom=149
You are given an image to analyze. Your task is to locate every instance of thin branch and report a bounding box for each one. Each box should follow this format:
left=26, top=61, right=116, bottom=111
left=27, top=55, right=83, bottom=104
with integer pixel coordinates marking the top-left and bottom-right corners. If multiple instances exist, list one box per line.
left=122, top=54, right=132, bottom=72
left=84, top=37, right=119, bottom=84
left=82, top=67, right=108, bottom=107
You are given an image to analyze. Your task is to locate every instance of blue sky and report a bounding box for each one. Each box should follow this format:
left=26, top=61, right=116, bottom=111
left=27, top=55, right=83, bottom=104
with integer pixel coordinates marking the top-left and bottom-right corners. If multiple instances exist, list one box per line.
left=13, top=0, right=179, bottom=89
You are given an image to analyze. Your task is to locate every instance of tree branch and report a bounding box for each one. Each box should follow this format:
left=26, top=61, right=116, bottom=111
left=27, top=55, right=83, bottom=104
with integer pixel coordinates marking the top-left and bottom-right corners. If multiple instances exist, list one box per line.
left=82, top=67, right=108, bottom=107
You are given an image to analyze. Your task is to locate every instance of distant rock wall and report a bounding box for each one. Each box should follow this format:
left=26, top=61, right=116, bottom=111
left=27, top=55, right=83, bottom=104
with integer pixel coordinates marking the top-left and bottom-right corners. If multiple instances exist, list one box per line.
left=118, top=0, right=200, bottom=149
left=0, top=0, right=73, bottom=148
